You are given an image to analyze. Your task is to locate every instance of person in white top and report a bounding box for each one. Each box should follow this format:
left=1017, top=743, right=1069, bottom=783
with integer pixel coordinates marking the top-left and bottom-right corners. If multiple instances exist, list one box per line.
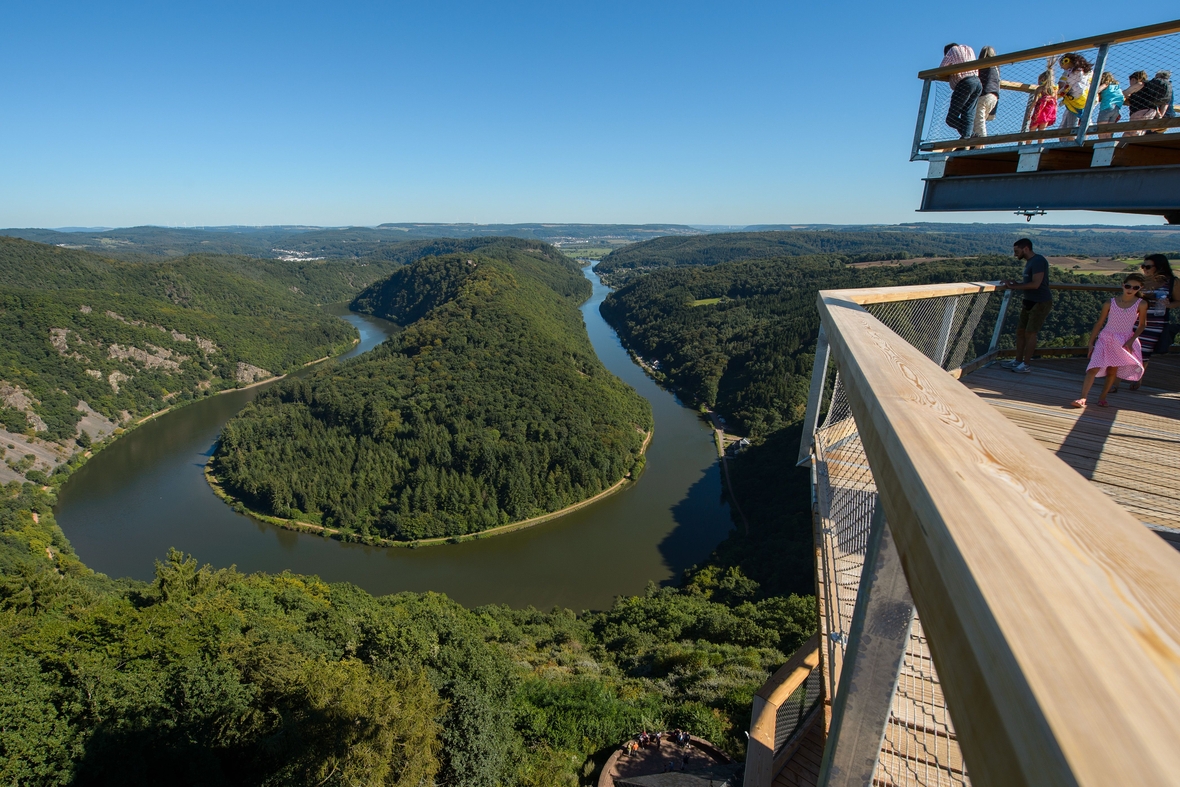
left=1057, top=52, right=1094, bottom=129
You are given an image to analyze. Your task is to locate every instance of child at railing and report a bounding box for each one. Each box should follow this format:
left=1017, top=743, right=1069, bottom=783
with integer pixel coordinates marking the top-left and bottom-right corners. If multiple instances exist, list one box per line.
left=1057, top=52, right=1094, bottom=130
left=1096, top=72, right=1124, bottom=138
left=1071, top=274, right=1148, bottom=408
left=1027, top=68, right=1058, bottom=139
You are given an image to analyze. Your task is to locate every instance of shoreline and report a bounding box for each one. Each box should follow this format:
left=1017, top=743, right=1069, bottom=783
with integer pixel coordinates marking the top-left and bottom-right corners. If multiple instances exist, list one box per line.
left=43, top=340, right=357, bottom=493
left=203, top=427, right=654, bottom=549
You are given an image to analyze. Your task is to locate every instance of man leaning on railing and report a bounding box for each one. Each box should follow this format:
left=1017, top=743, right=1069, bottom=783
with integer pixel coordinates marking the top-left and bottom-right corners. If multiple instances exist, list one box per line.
left=999, top=238, right=1052, bottom=374
left=941, top=43, right=981, bottom=139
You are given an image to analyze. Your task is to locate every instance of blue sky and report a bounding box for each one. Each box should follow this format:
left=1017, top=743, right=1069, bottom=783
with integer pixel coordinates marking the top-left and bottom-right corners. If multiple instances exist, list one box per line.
left=0, top=2, right=1170, bottom=227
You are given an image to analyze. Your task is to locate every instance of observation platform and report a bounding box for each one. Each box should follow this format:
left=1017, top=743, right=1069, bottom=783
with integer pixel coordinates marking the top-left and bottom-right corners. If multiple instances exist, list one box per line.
left=744, top=281, right=1180, bottom=787
left=911, top=20, right=1180, bottom=220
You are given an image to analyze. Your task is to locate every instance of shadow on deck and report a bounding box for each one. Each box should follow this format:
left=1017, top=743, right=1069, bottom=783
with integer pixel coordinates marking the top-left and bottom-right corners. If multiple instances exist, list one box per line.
left=962, top=354, right=1180, bottom=543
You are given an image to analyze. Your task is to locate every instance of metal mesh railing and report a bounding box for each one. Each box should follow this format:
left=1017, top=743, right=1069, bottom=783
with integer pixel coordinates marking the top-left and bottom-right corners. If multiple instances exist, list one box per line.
left=919, top=29, right=1180, bottom=149
left=865, top=292, right=994, bottom=372
left=773, top=666, right=823, bottom=756
left=809, top=290, right=1004, bottom=786
left=815, top=377, right=971, bottom=787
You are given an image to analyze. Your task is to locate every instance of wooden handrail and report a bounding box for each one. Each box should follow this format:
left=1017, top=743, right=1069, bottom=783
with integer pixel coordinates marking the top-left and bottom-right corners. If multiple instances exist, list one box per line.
left=747, top=635, right=821, bottom=787
left=831, top=280, right=1120, bottom=306
left=921, top=118, right=1180, bottom=152
left=816, top=286, right=1180, bottom=787
left=756, top=634, right=821, bottom=705
left=917, top=19, right=1180, bottom=79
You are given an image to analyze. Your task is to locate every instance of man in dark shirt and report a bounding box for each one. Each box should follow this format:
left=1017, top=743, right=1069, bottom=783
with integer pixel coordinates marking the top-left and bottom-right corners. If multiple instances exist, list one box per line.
left=1000, top=238, right=1051, bottom=373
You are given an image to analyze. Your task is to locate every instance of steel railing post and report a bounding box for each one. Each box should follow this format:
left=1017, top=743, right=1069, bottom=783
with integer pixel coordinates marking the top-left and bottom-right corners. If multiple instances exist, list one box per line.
left=816, top=504, right=915, bottom=787
left=798, top=326, right=831, bottom=466
left=933, top=298, right=959, bottom=368
left=1075, top=43, right=1110, bottom=144
left=911, top=79, right=933, bottom=160
left=989, top=289, right=1013, bottom=353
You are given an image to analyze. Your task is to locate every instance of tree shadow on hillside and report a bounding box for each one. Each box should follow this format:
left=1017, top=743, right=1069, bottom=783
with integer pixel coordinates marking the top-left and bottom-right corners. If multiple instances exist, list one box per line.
left=656, top=464, right=733, bottom=586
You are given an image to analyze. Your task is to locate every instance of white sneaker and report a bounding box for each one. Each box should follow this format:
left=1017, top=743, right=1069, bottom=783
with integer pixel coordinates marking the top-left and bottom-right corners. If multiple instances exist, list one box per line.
left=1000, top=359, right=1018, bottom=368
left=1012, top=363, right=1032, bottom=374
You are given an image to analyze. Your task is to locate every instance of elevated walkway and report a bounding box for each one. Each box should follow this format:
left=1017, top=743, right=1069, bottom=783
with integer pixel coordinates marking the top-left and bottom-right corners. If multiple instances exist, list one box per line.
left=912, top=21, right=1180, bottom=220
left=744, top=282, right=1180, bottom=787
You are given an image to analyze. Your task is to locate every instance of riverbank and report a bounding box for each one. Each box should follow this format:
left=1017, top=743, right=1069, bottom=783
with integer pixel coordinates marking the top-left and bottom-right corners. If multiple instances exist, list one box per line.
left=204, top=428, right=654, bottom=548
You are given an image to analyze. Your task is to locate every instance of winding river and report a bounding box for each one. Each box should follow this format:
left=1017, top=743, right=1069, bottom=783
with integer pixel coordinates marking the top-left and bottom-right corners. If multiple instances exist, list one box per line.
left=55, top=268, right=733, bottom=610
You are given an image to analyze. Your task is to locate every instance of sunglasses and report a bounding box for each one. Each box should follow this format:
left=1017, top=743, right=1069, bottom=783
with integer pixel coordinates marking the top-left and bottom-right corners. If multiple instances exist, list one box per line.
left=1124, top=284, right=1142, bottom=291
left=1142, top=264, right=1156, bottom=269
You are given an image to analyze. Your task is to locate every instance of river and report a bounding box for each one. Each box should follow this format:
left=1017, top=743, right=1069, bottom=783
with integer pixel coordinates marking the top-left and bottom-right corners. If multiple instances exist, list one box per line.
left=55, top=268, right=733, bottom=610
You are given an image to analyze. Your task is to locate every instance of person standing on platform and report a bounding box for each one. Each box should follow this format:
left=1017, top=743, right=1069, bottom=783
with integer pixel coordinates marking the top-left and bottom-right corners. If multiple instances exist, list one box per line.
left=1155, top=71, right=1174, bottom=118
left=1057, top=52, right=1094, bottom=129
left=973, top=46, right=1001, bottom=138
left=1134, top=254, right=1178, bottom=389
left=942, top=43, right=981, bottom=139
left=1000, top=238, right=1052, bottom=374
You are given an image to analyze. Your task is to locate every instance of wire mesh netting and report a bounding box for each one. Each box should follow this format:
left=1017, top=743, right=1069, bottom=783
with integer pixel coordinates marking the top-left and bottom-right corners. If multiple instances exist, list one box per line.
left=922, top=31, right=1180, bottom=146
left=865, top=292, right=994, bottom=372
left=807, top=293, right=1005, bottom=786
left=773, top=668, right=823, bottom=756
left=814, top=377, right=971, bottom=787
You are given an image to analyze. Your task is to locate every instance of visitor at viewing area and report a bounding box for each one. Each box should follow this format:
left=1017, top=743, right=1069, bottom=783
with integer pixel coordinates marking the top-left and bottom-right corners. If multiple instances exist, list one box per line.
left=1135, top=254, right=1177, bottom=389
left=1024, top=63, right=1059, bottom=139
left=1096, top=71, right=1125, bottom=137
left=1125, top=70, right=1163, bottom=135
left=974, top=46, right=1001, bottom=137
left=999, top=238, right=1052, bottom=374
left=1071, top=274, right=1148, bottom=408
left=1157, top=70, right=1175, bottom=117
left=1057, top=52, right=1094, bottom=129
left=941, top=43, right=981, bottom=138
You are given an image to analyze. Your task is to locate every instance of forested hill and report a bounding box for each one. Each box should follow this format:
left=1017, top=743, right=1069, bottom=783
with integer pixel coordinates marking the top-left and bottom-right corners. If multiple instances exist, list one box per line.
left=601, top=254, right=1114, bottom=438
left=213, top=245, right=653, bottom=541
left=0, top=238, right=362, bottom=483
left=594, top=229, right=1169, bottom=285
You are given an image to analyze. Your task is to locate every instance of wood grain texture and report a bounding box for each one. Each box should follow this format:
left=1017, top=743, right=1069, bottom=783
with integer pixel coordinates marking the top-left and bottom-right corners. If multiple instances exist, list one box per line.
left=816, top=289, right=1180, bottom=787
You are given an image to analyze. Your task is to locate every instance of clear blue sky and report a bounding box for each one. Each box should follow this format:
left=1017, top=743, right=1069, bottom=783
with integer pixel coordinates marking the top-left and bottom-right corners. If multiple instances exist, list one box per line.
left=0, top=2, right=1169, bottom=227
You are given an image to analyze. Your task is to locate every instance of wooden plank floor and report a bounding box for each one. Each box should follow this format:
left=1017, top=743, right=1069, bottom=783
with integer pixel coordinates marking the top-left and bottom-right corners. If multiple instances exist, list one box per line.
left=963, top=355, right=1180, bottom=540
left=773, top=715, right=825, bottom=787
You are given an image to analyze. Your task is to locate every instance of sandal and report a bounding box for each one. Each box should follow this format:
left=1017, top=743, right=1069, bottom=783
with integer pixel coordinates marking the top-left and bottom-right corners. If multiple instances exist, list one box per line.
left=1069, top=398, right=1086, bottom=408
left=1097, top=399, right=1109, bottom=407
left=1129, top=381, right=1141, bottom=391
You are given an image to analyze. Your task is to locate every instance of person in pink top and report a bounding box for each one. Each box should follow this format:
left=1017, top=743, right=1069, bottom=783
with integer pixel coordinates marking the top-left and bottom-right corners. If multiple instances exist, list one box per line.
left=1071, top=273, right=1149, bottom=408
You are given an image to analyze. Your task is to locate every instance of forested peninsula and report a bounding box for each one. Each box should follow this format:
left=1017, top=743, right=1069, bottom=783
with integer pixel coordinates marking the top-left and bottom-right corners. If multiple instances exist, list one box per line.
left=212, top=243, right=653, bottom=541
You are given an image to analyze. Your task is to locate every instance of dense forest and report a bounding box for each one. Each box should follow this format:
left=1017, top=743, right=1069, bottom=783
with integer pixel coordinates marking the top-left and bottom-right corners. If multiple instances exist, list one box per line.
left=0, top=237, right=560, bottom=481
left=0, top=478, right=814, bottom=786
left=601, top=254, right=1123, bottom=438
left=213, top=244, right=653, bottom=540
left=594, top=229, right=1174, bottom=285
left=0, top=239, right=358, bottom=474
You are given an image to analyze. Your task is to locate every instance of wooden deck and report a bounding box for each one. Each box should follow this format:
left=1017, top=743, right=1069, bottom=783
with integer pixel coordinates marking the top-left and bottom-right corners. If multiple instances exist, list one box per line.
left=963, top=354, right=1180, bottom=542
left=772, top=716, right=825, bottom=787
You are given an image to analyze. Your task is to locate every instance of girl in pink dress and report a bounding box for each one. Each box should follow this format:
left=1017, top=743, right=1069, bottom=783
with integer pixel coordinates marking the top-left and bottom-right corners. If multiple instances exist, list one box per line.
left=1028, top=69, right=1058, bottom=137
left=1071, top=274, right=1148, bottom=408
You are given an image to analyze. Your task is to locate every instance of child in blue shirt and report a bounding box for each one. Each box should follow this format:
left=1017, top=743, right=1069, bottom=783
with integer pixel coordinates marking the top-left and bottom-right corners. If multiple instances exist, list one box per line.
left=1096, top=72, right=1124, bottom=138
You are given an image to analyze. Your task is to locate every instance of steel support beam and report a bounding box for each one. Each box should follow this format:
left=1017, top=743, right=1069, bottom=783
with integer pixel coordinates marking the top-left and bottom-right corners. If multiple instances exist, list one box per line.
left=798, top=327, right=831, bottom=466
left=920, top=164, right=1180, bottom=216
left=817, top=506, right=916, bottom=787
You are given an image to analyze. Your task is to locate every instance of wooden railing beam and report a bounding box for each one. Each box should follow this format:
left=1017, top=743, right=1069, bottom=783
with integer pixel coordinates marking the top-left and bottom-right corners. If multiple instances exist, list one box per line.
left=917, top=19, right=1180, bottom=79
left=816, top=288, right=1180, bottom=787
left=746, top=635, right=821, bottom=787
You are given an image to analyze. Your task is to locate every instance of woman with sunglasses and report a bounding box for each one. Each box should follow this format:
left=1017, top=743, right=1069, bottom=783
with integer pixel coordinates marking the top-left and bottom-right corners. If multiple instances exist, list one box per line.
left=1071, top=273, right=1149, bottom=408
left=1132, top=254, right=1178, bottom=389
